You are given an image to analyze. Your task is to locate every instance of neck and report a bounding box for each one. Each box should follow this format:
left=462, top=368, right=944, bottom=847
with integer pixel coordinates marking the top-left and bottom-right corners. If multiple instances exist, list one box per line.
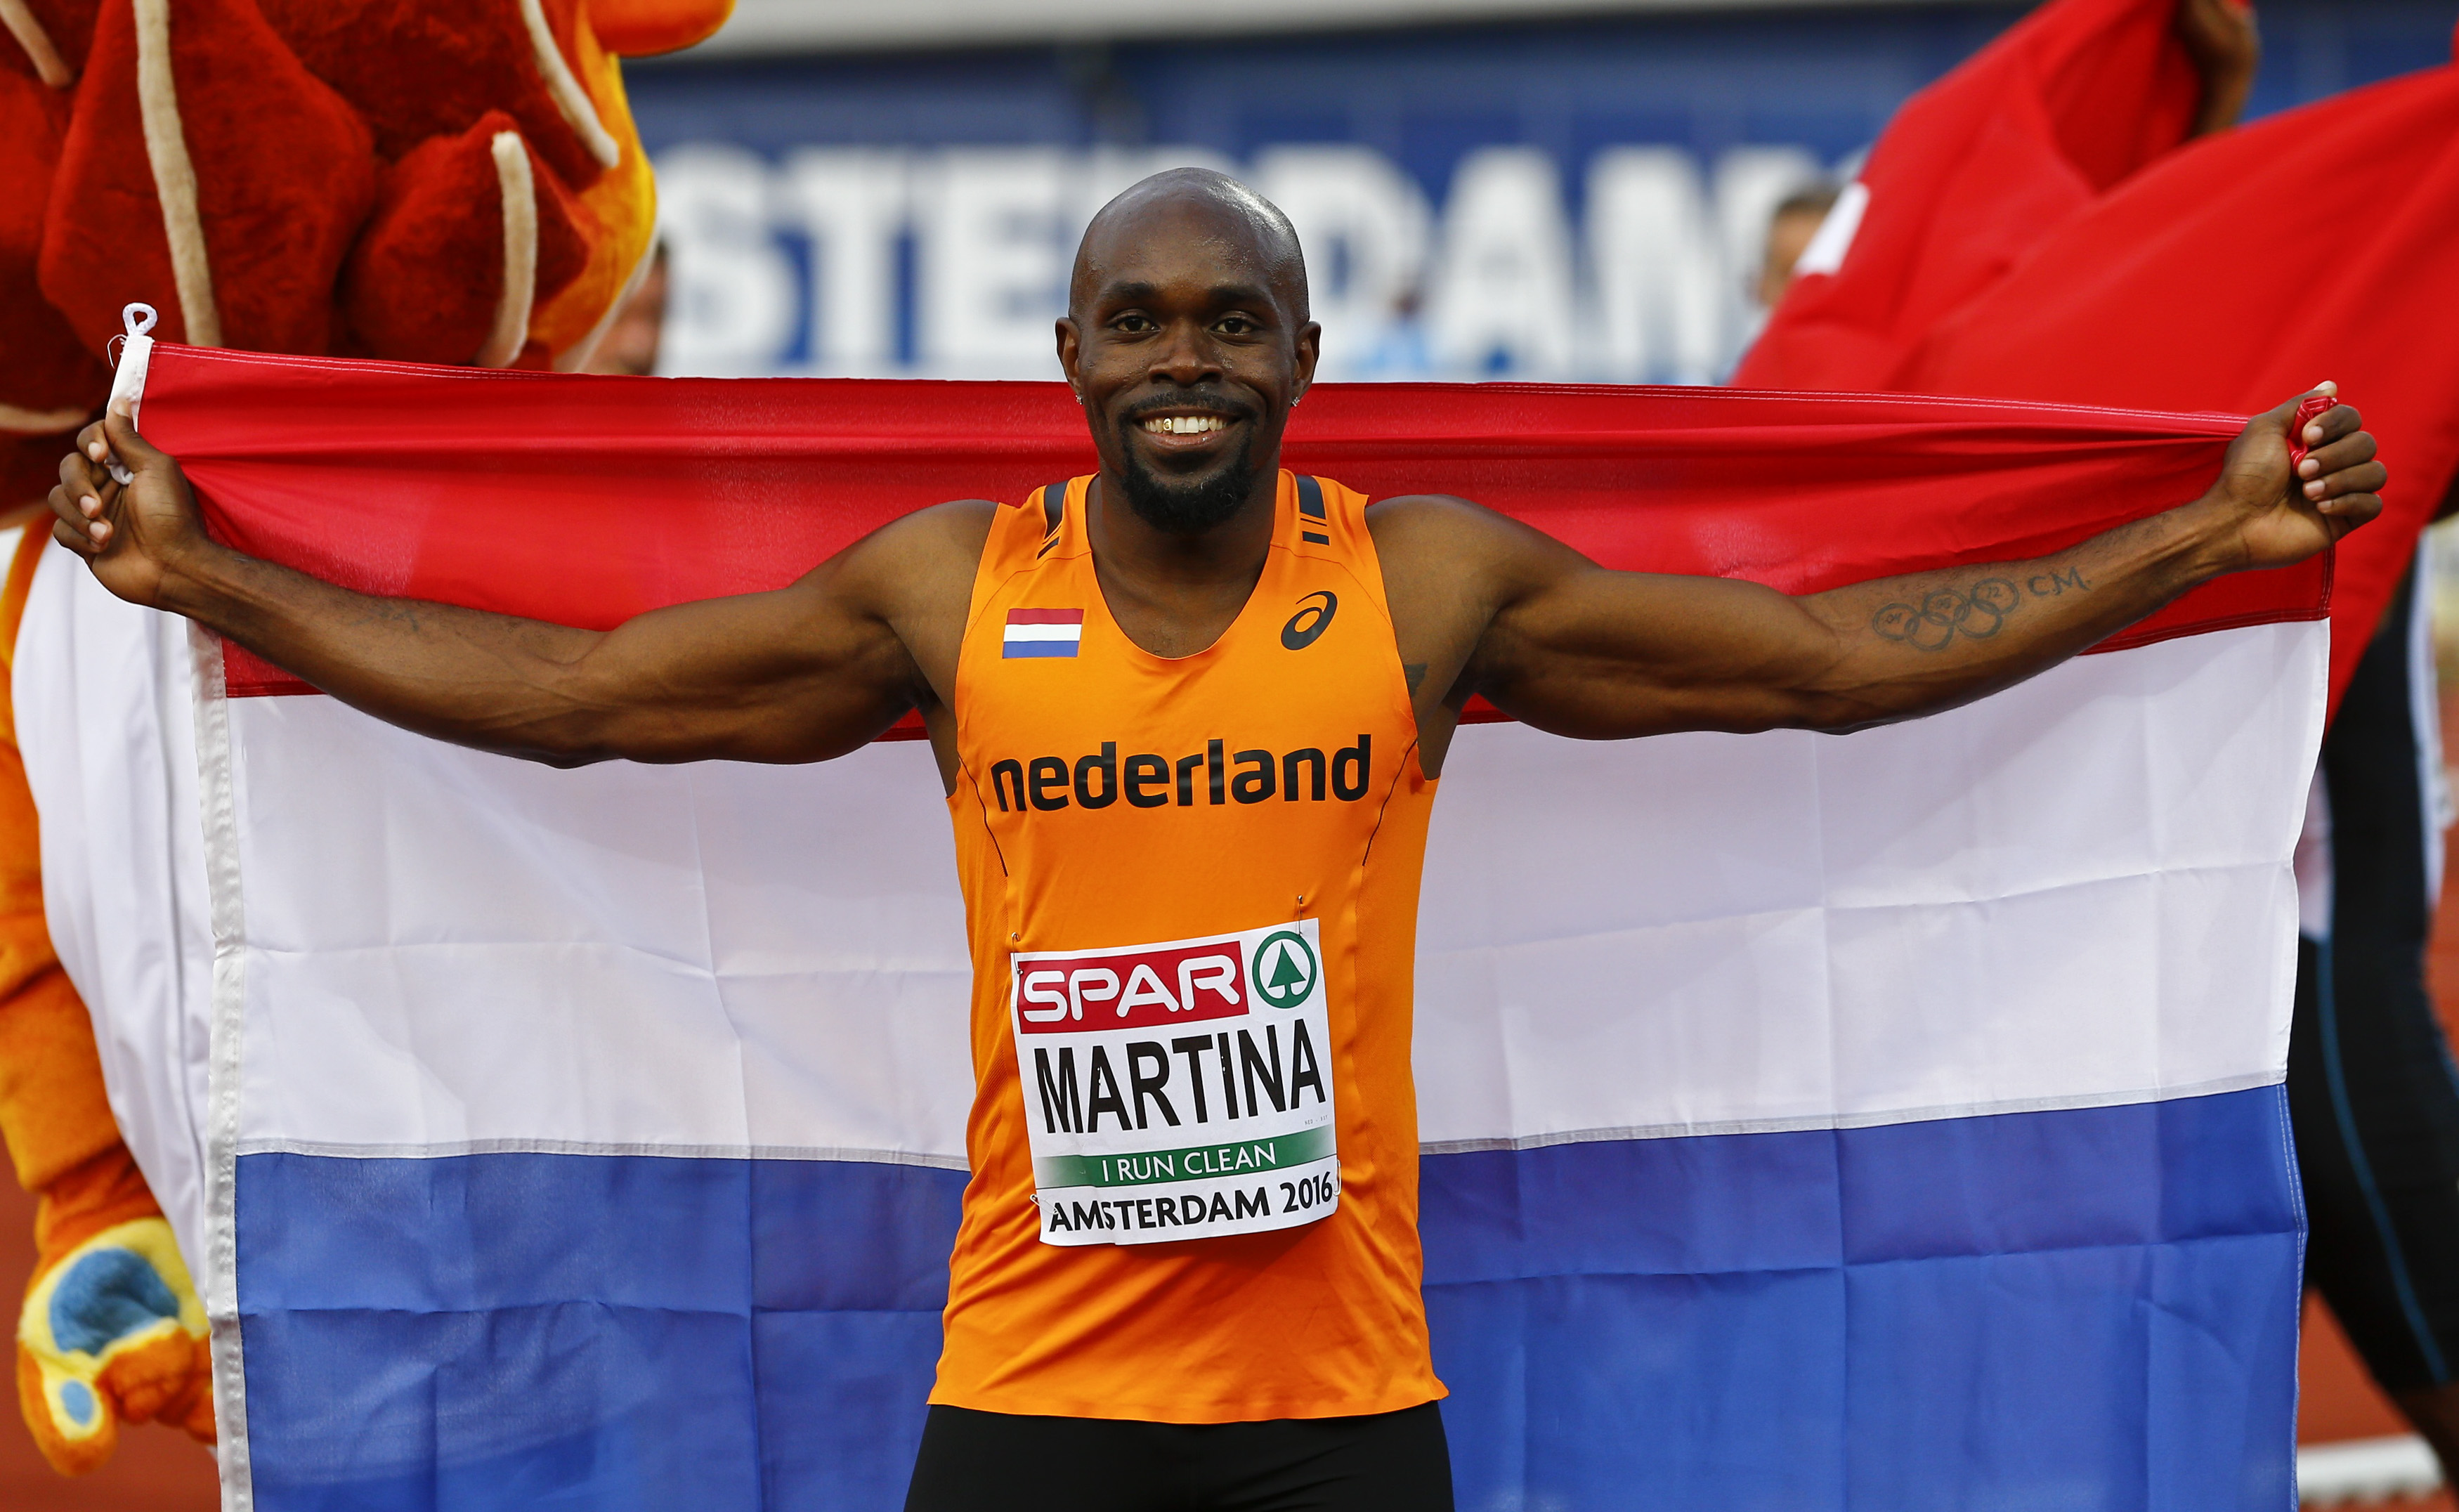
left=1083, top=460, right=1282, bottom=658
left=1085, top=461, right=1281, bottom=588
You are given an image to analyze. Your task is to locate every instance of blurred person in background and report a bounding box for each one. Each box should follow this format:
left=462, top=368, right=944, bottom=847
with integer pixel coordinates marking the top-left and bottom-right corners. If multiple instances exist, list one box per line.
left=585, top=246, right=672, bottom=378
left=1754, top=183, right=1841, bottom=311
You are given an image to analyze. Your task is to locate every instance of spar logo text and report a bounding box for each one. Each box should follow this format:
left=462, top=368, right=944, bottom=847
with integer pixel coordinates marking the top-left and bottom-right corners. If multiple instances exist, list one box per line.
left=1021, top=932, right=1326, bottom=1136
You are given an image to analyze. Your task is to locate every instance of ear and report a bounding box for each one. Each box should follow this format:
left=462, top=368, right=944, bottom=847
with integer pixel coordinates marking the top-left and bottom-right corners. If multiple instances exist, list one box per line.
left=1055, top=316, right=1083, bottom=396
left=1291, top=320, right=1322, bottom=404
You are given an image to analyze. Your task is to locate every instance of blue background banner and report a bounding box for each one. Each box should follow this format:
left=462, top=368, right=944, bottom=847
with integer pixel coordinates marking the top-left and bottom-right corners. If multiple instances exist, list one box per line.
left=627, top=1, right=2454, bottom=382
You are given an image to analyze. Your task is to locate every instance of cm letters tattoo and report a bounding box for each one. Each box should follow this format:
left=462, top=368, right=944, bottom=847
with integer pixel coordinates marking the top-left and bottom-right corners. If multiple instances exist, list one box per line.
left=1869, top=568, right=2088, bottom=653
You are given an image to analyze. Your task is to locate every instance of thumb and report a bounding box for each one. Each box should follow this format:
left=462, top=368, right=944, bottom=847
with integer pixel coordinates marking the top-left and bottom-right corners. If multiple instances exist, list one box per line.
left=2253, top=382, right=2331, bottom=437
left=100, top=406, right=169, bottom=476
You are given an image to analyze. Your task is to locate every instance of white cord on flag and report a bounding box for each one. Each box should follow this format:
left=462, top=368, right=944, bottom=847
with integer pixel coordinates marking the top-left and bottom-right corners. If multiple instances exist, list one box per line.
left=105, top=304, right=158, bottom=485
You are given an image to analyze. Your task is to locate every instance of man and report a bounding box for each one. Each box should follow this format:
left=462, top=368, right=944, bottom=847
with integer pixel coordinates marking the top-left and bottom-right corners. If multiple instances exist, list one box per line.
left=1754, top=181, right=1840, bottom=311
left=49, top=169, right=2380, bottom=1510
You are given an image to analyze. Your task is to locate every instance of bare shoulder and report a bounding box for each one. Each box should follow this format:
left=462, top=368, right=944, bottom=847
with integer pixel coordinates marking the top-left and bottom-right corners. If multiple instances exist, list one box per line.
left=1364, top=491, right=1508, bottom=547
left=1365, top=492, right=1588, bottom=595
left=811, top=497, right=1002, bottom=608
left=849, top=497, right=1003, bottom=567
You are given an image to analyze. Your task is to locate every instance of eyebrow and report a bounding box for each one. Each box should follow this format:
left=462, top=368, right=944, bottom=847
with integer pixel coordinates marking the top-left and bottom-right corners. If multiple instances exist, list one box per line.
left=1100, top=280, right=1279, bottom=312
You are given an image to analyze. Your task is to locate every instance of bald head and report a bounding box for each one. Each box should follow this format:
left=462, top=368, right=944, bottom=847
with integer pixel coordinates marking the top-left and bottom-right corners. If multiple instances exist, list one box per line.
left=1057, top=168, right=1321, bottom=540
left=1071, top=168, right=1310, bottom=325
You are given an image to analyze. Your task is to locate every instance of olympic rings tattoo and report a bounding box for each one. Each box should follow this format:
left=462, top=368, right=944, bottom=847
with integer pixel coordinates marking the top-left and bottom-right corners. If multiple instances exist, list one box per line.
left=1870, top=578, right=2023, bottom=652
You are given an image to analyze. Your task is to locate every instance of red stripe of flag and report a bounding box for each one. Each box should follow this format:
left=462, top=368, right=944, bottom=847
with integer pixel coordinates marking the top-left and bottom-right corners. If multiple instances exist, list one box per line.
left=1006, top=609, right=1085, bottom=625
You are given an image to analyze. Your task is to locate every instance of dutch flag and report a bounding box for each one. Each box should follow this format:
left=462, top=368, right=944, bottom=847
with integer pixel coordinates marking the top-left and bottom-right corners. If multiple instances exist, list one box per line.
left=1003, top=608, right=1083, bottom=658
left=25, top=344, right=2324, bottom=1509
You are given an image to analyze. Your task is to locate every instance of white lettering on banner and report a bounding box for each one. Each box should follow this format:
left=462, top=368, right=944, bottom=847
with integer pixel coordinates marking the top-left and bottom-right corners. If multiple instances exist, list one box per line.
left=1012, top=921, right=1337, bottom=1247
left=657, top=143, right=800, bottom=376
left=653, top=141, right=1835, bottom=383
left=1428, top=147, right=1577, bottom=379
left=1251, top=146, right=1433, bottom=380
left=916, top=148, right=1074, bottom=371
left=776, top=149, right=907, bottom=370
left=1587, top=147, right=1723, bottom=387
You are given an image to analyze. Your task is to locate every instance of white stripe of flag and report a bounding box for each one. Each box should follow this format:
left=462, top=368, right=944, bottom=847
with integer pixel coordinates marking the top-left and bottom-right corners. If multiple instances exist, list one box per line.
left=1004, top=608, right=1083, bottom=658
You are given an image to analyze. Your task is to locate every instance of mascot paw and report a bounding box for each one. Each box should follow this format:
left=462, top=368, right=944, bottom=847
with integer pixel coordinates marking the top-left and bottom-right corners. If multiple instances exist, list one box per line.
left=16, top=1217, right=213, bottom=1475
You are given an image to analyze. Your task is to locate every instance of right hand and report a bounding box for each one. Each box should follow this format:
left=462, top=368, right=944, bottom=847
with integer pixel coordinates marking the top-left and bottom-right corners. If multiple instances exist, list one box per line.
left=48, top=405, right=209, bottom=611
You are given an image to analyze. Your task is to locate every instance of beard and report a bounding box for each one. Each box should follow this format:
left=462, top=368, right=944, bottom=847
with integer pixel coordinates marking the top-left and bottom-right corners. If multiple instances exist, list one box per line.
left=1115, top=429, right=1263, bottom=535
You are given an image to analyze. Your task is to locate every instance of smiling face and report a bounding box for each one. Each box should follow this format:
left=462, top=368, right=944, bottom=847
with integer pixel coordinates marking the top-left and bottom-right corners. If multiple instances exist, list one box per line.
left=1058, top=171, right=1321, bottom=537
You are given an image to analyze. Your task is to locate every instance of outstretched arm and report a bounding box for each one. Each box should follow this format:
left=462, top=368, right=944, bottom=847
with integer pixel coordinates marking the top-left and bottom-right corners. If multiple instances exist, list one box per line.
left=1414, top=388, right=2380, bottom=741
left=49, top=408, right=986, bottom=766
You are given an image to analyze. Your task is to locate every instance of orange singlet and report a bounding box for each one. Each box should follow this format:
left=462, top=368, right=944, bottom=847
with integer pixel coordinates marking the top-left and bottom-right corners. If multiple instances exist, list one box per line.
left=934, top=469, right=1443, bottom=1423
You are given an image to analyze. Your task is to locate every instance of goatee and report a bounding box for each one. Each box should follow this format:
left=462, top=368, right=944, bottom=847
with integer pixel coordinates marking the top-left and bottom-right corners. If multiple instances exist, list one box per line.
left=1116, top=439, right=1261, bottom=535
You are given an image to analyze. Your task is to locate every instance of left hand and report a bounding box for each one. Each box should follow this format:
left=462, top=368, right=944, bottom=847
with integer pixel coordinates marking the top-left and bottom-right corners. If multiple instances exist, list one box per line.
left=2205, top=384, right=2384, bottom=572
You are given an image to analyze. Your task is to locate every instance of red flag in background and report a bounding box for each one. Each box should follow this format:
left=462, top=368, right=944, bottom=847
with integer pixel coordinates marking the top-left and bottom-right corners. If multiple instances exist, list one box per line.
left=1899, top=60, right=2459, bottom=707
left=1731, top=0, right=2204, bottom=391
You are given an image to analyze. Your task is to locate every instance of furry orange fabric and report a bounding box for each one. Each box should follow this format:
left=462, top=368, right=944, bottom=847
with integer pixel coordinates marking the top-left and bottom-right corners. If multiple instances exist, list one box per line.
left=43, top=0, right=378, bottom=354
left=0, top=0, right=733, bottom=1474
left=0, top=529, right=118, bottom=1200
left=0, top=1, right=101, bottom=86
left=344, top=109, right=596, bottom=365
left=0, top=74, right=100, bottom=414
left=261, top=0, right=613, bottom=191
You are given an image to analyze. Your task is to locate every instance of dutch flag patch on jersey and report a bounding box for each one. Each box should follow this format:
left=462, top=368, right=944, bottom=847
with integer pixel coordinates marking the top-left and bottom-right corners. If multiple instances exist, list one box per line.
left=1004, top=608, right=1084, bottom=658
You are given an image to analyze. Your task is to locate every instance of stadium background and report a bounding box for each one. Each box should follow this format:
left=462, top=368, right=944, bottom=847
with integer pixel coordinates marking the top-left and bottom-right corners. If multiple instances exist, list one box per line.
left=5, top=0, right=2456, bottom=1505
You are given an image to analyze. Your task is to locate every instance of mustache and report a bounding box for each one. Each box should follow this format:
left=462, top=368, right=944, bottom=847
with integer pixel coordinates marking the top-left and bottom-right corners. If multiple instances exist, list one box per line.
left=1119, top=393, right=1260, bottom=426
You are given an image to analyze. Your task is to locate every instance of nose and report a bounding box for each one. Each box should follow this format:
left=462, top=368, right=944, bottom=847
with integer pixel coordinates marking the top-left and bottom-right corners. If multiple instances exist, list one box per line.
left=1149, top=318, right=1223, bottom=388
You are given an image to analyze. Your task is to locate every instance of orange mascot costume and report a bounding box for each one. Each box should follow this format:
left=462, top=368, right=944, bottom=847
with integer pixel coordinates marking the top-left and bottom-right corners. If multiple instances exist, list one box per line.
left=0, top=0, right=730, bottom=1472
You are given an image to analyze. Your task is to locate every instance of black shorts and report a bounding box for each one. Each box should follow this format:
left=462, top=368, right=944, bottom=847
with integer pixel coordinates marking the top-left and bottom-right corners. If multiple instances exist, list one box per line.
left=901, top=1402, right=1454, bottom=1512
left=2288, top=549, right=2459, bottom=1393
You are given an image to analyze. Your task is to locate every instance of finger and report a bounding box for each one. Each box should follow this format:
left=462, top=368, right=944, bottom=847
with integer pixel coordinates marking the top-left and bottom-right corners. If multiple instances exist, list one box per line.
left=50, top=515, right=98, bottom=557
left=2325, top=493, right=2383, bottom=537
left=2256, top=390, right=2307, bottom=431
left=56, top=441, right=102, bottom=503
left=48, top=464, right=108, bottom=542
left=2305, top=401, right=2361, bottom=448
left=2300, top=432, right=2378, bottom=479
left=2308, top=461, right=2389, bottom=507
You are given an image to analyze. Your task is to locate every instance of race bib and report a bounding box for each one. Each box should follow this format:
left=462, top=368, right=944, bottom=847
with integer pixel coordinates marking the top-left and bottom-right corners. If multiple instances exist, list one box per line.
left=1010, top=921, right=1339, bottom=1246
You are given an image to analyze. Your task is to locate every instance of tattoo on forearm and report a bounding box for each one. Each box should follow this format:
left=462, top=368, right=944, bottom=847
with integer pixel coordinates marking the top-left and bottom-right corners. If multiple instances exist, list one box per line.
left=351, top=597, right=424, bottom=632
left=2025, top=566, right=2090, bottom=599
left=1867, top=564, right=2090, bottom=653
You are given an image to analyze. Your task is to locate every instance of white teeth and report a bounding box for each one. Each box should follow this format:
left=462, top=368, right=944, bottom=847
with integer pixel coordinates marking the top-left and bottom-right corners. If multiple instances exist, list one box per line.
left=1143, top=415, right=1227, bottom=435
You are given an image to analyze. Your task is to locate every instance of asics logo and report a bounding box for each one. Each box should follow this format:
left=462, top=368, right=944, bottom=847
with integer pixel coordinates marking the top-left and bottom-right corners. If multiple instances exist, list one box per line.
left=1281, top=592, right=1337, bottom=651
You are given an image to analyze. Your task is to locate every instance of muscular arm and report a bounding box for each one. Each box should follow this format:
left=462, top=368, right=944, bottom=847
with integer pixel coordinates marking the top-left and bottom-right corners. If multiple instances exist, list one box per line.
left=51, top=410, right=989, bottom=767
left=1382, top=389, right=2382, bottom=748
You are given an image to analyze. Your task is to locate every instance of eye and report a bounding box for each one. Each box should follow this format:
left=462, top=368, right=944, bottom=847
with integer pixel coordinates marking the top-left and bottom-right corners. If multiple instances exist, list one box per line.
left=1216, top=314, right=1260, bottom=335
left=1112, top=312, right=1156, bottom=334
